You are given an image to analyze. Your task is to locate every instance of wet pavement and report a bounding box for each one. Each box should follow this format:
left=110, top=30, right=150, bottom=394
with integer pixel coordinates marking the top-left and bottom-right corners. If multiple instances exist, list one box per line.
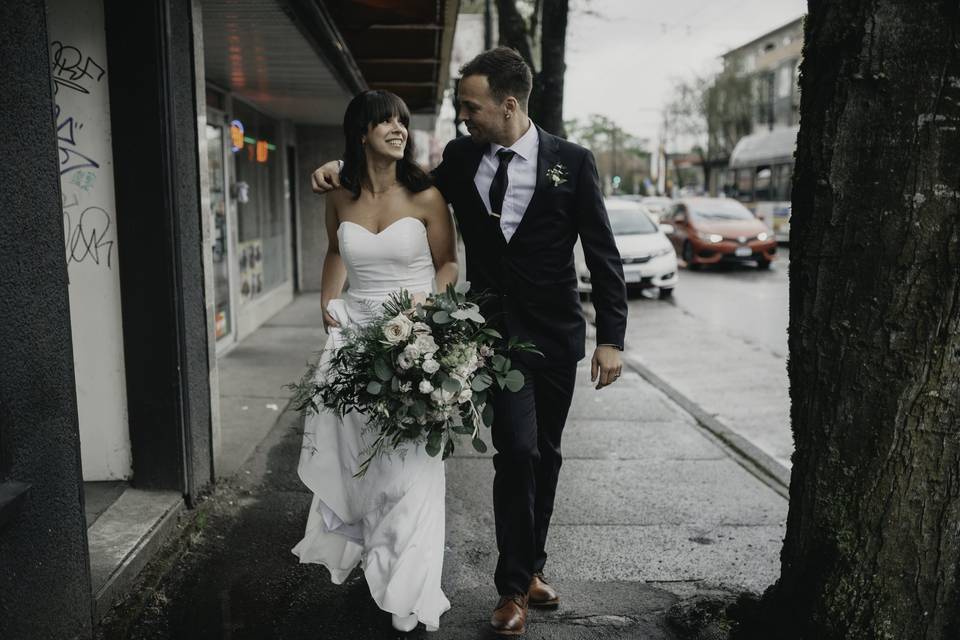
left=622, top=250, right=791, bottom=468
left=95, top=294, right=786, bottom=640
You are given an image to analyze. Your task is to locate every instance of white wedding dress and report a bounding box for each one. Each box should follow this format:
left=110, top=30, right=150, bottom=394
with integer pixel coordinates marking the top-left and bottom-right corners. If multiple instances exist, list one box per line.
left=292, top=217, right=451, bottom=631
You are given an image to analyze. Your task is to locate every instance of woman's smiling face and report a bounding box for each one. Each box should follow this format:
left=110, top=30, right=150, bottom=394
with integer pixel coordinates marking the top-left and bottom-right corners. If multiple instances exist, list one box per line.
left=364, top=115, right=407, bottom=161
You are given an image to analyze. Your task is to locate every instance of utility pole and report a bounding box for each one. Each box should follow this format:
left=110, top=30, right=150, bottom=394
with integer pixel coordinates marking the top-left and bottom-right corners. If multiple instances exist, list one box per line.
left=610, top=126, right=619, bottom=193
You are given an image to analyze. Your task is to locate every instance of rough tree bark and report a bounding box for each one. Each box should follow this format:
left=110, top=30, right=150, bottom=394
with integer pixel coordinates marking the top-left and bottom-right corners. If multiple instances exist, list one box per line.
left=742, top=2, right=960, bottom=638
left=493, top=0, right=569, bottom=137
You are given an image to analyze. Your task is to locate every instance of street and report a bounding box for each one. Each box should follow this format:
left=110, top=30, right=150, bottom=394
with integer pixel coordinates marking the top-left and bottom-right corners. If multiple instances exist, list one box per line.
left=622, top=249, right=792, bottom=469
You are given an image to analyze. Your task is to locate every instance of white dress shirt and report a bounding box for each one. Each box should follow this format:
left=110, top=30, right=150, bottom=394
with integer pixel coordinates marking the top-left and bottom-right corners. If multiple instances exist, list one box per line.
left=473, top=122, right=539, bottom=242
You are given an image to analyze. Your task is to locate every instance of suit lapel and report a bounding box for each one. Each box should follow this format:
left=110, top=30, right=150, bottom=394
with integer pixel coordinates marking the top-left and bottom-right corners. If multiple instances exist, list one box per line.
left=460, top=138, right=507, bottom=247
left=508, top=125, right=560, bottom=246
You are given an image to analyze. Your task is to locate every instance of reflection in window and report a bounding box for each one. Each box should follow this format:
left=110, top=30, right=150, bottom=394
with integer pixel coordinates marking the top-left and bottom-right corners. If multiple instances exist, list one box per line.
left=232, top=100, right=286, bottom=302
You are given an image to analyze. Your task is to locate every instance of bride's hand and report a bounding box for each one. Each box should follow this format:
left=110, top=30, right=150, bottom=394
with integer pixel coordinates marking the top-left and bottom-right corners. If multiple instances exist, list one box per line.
left=411, top=291, right=428, bottom=306
left=322, top=303, right=341, bottom=330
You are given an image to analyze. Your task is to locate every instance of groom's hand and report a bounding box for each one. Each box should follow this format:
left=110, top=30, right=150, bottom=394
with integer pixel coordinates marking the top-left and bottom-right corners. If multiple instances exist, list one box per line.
left=311, top=160, right=343, bottom=193
left=591, top=345, right=623, bottom=390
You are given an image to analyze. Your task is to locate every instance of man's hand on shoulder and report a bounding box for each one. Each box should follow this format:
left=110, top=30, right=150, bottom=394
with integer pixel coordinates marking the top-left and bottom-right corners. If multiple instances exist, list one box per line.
left=591, top=344, right=623, bottom=390
left=311, top=160, right=343, bottom=194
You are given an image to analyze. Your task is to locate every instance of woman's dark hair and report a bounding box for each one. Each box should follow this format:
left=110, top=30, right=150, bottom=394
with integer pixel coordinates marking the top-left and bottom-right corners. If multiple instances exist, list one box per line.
left=459, top=47, right=533, bottom=110
left=340, top=90, right=432, bottom=200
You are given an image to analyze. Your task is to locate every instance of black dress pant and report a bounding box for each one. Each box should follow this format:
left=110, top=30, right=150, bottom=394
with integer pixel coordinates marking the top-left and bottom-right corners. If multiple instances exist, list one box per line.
left=491, top=360, right=578, bottom=596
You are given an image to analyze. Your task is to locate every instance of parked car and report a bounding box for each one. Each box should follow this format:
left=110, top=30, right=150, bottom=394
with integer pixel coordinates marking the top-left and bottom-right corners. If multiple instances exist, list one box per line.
left=577, top=199, right=678, bottom=299
left=662, top=197, right=777, bottom=269
left=640, top=196, right=674, bottom=223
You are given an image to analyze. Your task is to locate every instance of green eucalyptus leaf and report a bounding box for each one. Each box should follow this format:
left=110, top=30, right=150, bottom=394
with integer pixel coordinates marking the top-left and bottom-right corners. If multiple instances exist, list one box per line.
left=426, top=429, right=442, bottom=457
left=374, top=358, right=393, bottom=381
left=472, top=437, right=488, bottom=454
left=443, top=437, right=455, bottom=459
left=411, top=400, right=426, bottom=418
left=442, top=377, right=462, bottom=394
left=482, top=402, right=495, bottom=426
left=503, top=369, right=525, bottom=392
left=471, top=372, right=493, bottom=391
left=366, top=381, right=382, bottom=395
left=433, top=310, right=451, bottom=324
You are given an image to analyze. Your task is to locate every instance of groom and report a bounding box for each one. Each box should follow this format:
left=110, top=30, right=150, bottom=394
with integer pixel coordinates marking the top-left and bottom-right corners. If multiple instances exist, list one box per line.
left=312, top=47, right=627, bottom=635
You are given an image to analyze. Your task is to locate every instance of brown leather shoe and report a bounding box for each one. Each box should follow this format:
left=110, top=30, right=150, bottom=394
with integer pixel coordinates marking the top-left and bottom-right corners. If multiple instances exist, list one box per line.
left=528, top=572, right=559, bottom=608
left=490, top=593, right=528, bottom=636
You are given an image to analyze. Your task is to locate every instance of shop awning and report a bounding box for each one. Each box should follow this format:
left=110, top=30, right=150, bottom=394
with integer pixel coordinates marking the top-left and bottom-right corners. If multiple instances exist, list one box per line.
left=201, top=0, right=459, bottom=125
left=324, top=0, right=459, bottom=114
left=728, top=125, right=799, bottom=169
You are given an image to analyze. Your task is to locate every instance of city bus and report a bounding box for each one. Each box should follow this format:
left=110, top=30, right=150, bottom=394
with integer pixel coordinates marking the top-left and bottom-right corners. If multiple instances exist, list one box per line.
left=724, top=124, right=798, bottom=243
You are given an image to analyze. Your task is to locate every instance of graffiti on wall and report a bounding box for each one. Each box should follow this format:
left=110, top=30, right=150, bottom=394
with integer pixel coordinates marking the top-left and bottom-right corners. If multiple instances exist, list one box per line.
left=52, top=42, right=114, bottom=269
left=62, top=193, right=113, bottom=268
left=51, top=40, right=105, bottom=95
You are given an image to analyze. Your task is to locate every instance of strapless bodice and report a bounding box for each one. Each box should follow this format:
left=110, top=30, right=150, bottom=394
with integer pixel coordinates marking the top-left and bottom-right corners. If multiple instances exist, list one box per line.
left=336, top=217, right=435, bottom=317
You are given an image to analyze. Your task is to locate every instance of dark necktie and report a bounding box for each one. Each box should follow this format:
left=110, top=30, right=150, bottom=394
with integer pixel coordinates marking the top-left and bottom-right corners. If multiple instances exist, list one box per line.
left=488, top=149, right=516, bottom=218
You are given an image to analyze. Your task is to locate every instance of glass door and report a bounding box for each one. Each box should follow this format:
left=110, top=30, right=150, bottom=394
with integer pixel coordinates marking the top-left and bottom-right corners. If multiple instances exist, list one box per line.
left=207, top=122, right=233, bottom=345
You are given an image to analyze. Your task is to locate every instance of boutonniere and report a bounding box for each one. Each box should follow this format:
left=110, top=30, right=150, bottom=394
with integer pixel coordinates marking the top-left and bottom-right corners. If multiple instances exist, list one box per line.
left=546, top=162, right=568, bottom=187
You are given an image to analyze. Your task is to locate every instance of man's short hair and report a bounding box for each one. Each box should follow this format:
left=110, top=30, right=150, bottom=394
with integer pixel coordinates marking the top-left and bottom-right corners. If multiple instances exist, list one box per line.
left=459, top=46, right=533, bottom=110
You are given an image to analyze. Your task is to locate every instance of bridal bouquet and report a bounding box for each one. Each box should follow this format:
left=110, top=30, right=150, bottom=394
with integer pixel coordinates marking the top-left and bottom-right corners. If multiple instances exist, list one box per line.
left=290, top=283, right=539, bottom=476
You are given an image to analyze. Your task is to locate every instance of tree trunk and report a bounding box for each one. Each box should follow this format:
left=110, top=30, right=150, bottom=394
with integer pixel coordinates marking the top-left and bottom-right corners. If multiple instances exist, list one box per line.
left=748, top=2, right=960, bottom=638
left=495, top=0, right=535, bottom=71
left=494, top=0, right=568, bottom=137
left=537, top=0, right=568, bottom=137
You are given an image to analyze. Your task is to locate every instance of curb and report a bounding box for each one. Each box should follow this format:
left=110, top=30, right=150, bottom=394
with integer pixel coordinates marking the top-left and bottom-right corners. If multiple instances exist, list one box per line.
left=584, top=305, right=791, bottom=499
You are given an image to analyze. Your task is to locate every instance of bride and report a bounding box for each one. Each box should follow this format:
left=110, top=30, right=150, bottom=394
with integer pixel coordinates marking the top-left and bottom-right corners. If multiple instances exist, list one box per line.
left=291, top=90, right=458, bottom=632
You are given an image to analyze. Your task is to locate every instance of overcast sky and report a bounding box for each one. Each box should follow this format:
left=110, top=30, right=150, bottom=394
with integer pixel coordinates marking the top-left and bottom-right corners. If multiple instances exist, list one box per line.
left=564, top=0, right=806, bottom=150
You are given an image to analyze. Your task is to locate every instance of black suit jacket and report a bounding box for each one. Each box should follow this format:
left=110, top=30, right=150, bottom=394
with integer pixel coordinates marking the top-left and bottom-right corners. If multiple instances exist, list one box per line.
left=432, top=125, right=627, bottom=366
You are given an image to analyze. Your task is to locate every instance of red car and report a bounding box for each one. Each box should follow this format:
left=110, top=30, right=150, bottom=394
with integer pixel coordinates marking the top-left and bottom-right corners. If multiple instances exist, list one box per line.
left=663, top=198, right=777, bottom=269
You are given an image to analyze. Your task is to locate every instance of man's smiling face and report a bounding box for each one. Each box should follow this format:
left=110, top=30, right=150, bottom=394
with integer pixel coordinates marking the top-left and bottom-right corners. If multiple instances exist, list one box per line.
left=457, top=74, right=508, bottom=146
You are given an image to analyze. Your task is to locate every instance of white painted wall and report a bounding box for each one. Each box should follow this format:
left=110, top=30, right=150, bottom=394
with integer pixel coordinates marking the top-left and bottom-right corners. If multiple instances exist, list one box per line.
left=48, top=0, right=131, bottom=480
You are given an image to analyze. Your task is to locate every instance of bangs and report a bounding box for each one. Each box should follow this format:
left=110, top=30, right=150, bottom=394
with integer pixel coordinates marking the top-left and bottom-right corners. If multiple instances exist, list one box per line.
left=362, top=90, right=410, bottom=128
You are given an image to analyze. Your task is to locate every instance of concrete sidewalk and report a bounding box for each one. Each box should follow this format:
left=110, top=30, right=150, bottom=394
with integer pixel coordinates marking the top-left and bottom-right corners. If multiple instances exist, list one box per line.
left=96, top=294, right=786, bottom=639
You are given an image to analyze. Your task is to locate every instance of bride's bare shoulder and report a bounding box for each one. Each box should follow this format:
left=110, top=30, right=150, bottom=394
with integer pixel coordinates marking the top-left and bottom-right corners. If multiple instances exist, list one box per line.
left=411, top=185, right=445, bottom=208
left=327, top=186, right=355, bottom=210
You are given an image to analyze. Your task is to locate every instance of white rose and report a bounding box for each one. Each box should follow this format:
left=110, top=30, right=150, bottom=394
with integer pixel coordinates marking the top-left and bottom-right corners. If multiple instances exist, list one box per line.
left=403, top=342, right=422, bottom=361
left=412, top=322, right=431, bottom=335
left=414, top=333, right=438, bottom=355
left=397, top=350, right=415, bottom=370
left=383, top=313, right=414, bottom=344
left=422, top=358, right=440, bottom=374
left=479, top=344, right=494, bottom=358
left=463, top=348, right=479, bottom=373
left=458, top=388, right=473, bottom=404
left=419, top=380, right=434, bottom=394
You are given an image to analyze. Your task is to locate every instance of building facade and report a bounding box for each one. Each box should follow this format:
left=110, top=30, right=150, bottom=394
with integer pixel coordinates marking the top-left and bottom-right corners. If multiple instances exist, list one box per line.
left=0, top=1, right=457, bottom=637
left=721, top=16, right=803, bottom=133
left=704, top=16, right=802, bottom=242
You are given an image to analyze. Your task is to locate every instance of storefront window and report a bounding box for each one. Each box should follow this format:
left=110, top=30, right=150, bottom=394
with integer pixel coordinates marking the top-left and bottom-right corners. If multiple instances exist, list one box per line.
left=231, top=100, right=286, bottom=303
left=206, top=123, right=231, bottom=340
